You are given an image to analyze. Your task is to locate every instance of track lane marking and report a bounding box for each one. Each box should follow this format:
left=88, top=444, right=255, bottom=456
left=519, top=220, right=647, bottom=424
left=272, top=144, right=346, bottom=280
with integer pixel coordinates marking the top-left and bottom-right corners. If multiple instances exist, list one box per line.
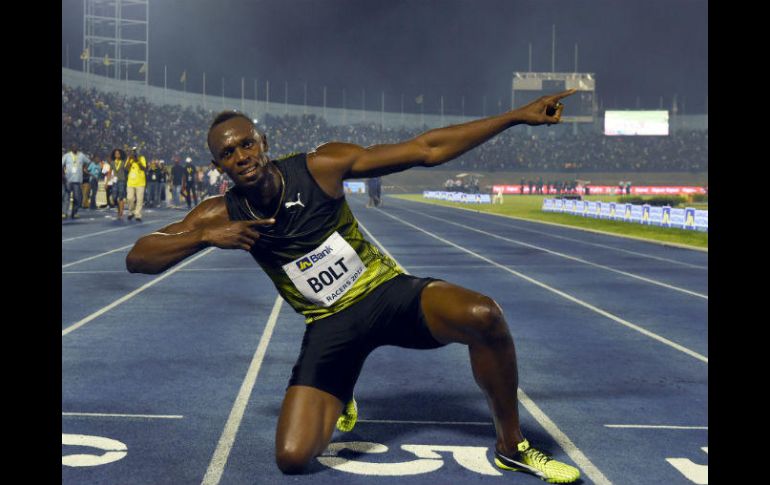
left=358, top=221, right=612, bottom=485
left=201, top=296, right=283, bottom=485
left=62, top=412, right=183, bottom=419
left=358, top=419, right=492, bottom=426
left=397, top=205, right=707, bottom=300
left=373, top=209, right=708, bottom=364
left=61, top=248, right=216, bottom=336
left=62, top=215, right=181, bottom=242
left=604, top=424, right=707, bottom=430
left=62, top=244, right=133, bottom=268
left=390, top=195, right=708, bottom=253
left=413, top=200, right=708, bottom=270
left=63, top=267, right=258, bottom=274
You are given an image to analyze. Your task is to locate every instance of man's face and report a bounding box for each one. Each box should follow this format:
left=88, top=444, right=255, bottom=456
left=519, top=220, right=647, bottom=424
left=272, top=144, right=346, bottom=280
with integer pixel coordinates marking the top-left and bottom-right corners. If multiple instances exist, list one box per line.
left=71, top=145, right=78, bottom=154
left=209, top=117, right=269, bottom=188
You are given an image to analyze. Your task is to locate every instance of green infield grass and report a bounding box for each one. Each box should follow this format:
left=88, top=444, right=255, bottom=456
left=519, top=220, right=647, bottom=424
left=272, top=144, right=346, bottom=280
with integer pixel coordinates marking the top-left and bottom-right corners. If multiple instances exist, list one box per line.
left=390, top=194, right=708, bottom=250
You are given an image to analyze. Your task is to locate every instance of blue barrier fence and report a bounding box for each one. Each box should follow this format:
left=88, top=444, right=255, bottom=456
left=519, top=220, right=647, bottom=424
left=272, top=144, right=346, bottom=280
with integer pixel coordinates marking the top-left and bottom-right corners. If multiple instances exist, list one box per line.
left=423, top=191, right=492, bottom=203
left=541, top=198, right=708, bottom=232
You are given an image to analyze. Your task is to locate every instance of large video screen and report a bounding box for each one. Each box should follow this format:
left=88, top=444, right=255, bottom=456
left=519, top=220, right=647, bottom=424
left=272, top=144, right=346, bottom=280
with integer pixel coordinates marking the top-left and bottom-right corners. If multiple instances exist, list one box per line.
left=604, top=110, right=669, bottom=136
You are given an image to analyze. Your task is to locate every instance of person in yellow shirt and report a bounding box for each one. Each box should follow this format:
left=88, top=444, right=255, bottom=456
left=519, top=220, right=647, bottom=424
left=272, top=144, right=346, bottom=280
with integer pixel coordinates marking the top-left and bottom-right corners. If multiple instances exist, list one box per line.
left=126, top=146, right=148, bottom=221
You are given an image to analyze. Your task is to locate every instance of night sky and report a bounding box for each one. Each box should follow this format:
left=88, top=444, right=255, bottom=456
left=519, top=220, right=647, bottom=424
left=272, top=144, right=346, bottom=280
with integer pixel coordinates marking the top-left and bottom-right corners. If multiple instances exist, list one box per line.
left=61, top=0, right=708, bottom=116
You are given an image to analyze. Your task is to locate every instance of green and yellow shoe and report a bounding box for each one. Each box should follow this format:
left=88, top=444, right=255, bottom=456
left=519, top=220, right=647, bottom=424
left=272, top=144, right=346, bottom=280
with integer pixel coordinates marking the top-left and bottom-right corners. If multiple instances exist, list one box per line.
left=494, top=439, right=580, bottom=483
left=335, top=397, right=358, bottom=432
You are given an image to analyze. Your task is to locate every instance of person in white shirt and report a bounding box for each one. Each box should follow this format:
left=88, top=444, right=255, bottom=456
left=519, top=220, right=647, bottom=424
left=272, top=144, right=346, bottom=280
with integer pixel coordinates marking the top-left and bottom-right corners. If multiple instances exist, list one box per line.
left=62, top=144, right=91, bottom=219
left=207, top=166, right=221, bottom=198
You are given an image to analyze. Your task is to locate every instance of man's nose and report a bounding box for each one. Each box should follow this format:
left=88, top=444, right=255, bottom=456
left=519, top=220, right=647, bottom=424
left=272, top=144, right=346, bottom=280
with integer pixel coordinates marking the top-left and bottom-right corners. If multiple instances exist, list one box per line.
left=233, top=147, right=249, bottom=163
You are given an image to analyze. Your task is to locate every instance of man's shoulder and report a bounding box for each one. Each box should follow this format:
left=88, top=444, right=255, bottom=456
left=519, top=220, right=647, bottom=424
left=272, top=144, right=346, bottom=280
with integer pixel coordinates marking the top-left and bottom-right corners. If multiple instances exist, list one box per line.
left=191, top=195, right=228, bottom=222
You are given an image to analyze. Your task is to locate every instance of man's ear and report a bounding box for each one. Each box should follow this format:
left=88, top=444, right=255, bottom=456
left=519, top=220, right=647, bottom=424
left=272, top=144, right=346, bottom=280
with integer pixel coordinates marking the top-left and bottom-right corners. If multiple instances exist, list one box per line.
left=261, top=133, right=269, bottom=153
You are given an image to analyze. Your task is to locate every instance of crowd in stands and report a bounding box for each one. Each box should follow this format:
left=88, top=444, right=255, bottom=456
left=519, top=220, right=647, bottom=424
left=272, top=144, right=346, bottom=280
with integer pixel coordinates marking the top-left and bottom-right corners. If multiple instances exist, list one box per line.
left=62, top=84, right=708, bottom=215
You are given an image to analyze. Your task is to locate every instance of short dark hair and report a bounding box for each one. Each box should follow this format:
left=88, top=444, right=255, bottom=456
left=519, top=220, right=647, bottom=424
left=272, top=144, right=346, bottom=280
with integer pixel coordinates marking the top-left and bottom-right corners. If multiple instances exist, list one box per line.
left=210, top=110, right=252, bottom=129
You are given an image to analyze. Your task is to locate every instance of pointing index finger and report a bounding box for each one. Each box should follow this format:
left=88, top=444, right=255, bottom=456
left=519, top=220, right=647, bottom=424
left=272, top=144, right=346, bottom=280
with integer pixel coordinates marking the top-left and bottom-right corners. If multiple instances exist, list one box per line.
left=552, top=88, right=578, bottom=101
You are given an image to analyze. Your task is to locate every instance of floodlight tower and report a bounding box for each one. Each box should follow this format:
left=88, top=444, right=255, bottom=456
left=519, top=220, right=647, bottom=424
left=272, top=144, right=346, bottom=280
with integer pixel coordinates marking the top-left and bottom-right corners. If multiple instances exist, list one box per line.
left=83, top=0, right=149, bottom=84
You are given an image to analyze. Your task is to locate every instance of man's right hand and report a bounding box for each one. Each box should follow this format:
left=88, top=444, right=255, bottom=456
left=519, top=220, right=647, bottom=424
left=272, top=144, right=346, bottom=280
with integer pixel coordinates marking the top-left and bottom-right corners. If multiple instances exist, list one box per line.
left=202, top=218, right=275, bottom=251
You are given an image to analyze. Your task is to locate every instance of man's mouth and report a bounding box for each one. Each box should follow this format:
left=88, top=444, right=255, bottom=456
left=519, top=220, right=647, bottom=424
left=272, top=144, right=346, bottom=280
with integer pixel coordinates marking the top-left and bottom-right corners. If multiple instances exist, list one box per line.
left=240, top=165, right=259, bottom=178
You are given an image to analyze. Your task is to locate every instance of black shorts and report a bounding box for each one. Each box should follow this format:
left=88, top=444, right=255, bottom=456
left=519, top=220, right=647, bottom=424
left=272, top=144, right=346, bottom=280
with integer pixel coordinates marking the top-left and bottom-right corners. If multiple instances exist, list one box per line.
left=288, top=274, right=446, bottom=404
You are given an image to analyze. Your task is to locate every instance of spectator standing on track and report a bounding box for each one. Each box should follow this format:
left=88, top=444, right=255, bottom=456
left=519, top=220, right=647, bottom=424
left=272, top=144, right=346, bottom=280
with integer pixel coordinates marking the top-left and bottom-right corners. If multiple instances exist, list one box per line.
left=80, top=162, right=91, bottom=209
left=146, top=159, right=161, bottom=208
left=101, top=158, right=116, bottom=208
left=527, top=179, right=533, bottom=195
left=126, top=89, right=581, bottom=483
left=111, top=148, right=128, bottom=220
left=86, top=156, right=102, bottom=210
left=366, top=176, right=382, bottom=208
left=196, top=166, right=206, bottom=200
left=207, top=165, right=221, bottom=198
left=171, top=157, right=185, bottom=208
left=519, top=178, right=525, bottom=195
left=158, top=160, right=168, bottom=208
left=62, top=144, right=89, bottom=219
left=625, top=181, right=632, bottom=195
left=126, top=147, right=147, bottom=221
left=62, top=156, right=68, bottom=219
left=183, top=157, right=199, bottom=209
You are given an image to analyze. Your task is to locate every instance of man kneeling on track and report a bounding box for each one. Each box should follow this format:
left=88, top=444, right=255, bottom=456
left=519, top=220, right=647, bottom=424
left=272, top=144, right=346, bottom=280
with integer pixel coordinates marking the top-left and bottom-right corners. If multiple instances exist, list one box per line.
left=126, top=89, right=580, bottom=483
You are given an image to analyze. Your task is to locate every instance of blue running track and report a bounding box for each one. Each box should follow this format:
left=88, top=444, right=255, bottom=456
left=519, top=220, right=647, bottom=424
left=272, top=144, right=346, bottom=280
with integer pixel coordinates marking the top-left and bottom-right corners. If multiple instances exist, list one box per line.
left=62, top=196, right=708, bottom=484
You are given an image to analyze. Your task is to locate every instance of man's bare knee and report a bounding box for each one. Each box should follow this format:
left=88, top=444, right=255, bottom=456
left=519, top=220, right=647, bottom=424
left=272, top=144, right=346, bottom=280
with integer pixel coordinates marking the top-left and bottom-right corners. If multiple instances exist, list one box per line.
left=470, top=297, right=510, bottom=344
left=275, top=445, right=314, bottom=474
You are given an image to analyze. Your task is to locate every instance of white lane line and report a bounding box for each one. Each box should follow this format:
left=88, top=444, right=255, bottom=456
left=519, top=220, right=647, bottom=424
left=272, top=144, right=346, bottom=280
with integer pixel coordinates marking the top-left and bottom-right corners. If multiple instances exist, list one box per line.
left=201, top=296, right=283, bottom=485
left=63, top=267, right=257, bottom=275
left=604, top=424, right=708, bottom=430
left=62, top=226, right=137, bottom=242
left=376, top=209, right=708, bottom=364
left=61, top=248, right=216, bottom=336
left=62, top=215, right=180, bottom=242
left=519, top=389, right=612, bottom=485
left=432, top=203, right=708, bottom=270
left=62, top=244, right=133, bottom=268
left=358, top=419, right=492, bottom=426
left=392, top=195, right=708, bottom=253
left=63, top=270, right=131, bottom=274
left=62, top=412, right=183, bottom=419
left=358, top=222, right=410, bottom=275
left=359, top=220, right=610, bottom=485
left=399, top=206, right=707, bottom=300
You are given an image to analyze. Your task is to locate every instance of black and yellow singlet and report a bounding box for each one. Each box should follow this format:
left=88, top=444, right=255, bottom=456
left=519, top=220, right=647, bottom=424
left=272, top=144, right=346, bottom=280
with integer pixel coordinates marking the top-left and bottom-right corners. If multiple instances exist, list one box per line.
left=224, top=153, right=403, bottom=323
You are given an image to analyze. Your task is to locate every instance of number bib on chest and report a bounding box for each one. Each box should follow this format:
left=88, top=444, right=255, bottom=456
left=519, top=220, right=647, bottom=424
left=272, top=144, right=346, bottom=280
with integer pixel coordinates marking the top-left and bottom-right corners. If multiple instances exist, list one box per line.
left=282, top=232, right=368, bottom=307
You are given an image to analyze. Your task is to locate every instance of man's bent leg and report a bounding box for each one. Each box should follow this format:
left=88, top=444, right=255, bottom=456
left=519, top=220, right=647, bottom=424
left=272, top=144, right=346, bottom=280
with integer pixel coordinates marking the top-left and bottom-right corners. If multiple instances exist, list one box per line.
left=275, top=385, right=343, bottom=474
left=420, top=281, right=524, bottom=455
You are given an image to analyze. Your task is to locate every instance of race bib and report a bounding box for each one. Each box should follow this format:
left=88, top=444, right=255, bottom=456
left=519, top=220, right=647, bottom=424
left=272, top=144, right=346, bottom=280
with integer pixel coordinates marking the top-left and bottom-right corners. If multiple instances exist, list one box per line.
left=282, top=232, right=367, bottom=307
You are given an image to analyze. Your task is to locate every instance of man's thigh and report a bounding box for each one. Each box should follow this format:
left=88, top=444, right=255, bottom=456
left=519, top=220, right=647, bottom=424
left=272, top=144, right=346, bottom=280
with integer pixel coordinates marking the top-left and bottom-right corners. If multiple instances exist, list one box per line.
left=420, top=280, right=502, bottom=345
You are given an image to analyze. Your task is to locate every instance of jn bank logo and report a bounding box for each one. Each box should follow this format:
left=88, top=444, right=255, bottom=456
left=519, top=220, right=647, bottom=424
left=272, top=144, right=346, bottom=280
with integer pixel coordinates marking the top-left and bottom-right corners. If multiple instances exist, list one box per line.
left=297, top=258, right=313, bottom=272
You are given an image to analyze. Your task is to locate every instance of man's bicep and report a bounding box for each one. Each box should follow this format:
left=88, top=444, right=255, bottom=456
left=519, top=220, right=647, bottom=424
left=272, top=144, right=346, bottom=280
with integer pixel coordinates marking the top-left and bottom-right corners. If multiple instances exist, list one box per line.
left=154, top=197, right=226, bottom=235
left=347, top=139, right=429, bottom=178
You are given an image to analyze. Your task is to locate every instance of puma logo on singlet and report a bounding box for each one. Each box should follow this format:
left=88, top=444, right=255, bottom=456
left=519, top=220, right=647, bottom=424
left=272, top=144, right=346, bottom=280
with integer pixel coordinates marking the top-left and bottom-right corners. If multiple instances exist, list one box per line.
left=285, top=193, right=305, bottom=209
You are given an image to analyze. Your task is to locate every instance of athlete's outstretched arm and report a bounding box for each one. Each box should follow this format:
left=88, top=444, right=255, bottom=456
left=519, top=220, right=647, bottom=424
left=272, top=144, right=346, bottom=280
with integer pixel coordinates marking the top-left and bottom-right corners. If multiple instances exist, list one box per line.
left=125, top=197, right=274, bottom=274
left=308, top=89, right=576, bottom=186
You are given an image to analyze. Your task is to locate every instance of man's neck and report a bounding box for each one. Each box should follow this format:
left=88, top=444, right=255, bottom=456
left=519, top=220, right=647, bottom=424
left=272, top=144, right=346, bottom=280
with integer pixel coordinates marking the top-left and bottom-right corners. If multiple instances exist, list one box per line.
left=242, top=165, right=283, bottom=217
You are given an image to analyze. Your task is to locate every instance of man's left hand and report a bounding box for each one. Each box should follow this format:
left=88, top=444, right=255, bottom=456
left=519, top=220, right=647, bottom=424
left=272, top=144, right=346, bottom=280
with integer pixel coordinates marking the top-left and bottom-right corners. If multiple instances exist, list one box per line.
left=514, top=89, right=577, bottom=126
